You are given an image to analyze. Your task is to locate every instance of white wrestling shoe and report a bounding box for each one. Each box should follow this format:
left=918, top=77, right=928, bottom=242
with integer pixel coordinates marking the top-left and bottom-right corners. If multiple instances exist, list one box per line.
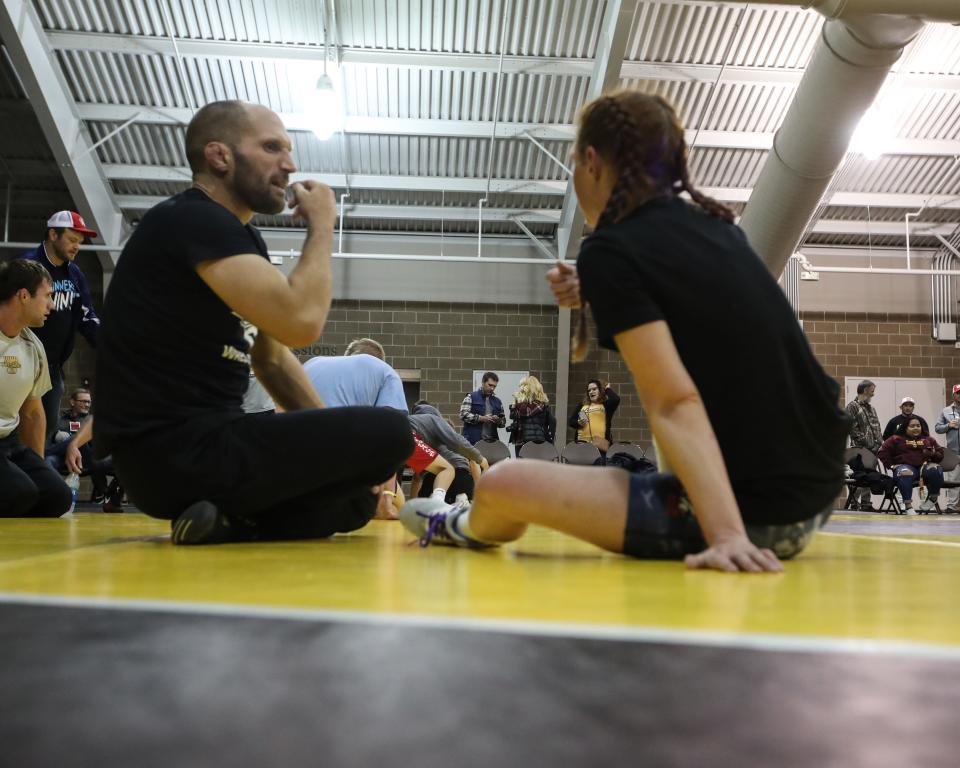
left=399, top=497, right=487, bottom=548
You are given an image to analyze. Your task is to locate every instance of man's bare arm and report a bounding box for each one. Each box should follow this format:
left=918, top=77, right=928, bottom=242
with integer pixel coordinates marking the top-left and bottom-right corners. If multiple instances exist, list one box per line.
left=18, top=397, right=46, bottom=456
left=251, top=333, right=324, bottom=412
left=195, top=181, right=336, bottom=347
left=65, top=417, right=94, bottom=474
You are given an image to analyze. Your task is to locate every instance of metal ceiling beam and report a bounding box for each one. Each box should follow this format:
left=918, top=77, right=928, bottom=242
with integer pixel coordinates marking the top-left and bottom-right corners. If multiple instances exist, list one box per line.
left=115, top=195, right=563, bottom=223
left=44, top=30, right=960, bottom=91
left=103, top=165, right=568, bottom=195
left=73, top=103, right=960, bottom=157
left=113, top=193, right=959, bottom=237
left=807, top=220, right=957, bottom=237
left=699, top=187, right=960, bottom=210
left=103, top=165, right=960, bottom=211
left=75, top=102, right=574, bottom=140
left=0, top=0, right=124, bottom=269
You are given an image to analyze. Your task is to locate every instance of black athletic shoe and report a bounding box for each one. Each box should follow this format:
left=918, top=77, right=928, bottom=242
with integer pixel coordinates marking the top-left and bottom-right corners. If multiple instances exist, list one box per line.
left=170, top=501, right=253, bottom=545
left=102, top=480, right=124, bottom=513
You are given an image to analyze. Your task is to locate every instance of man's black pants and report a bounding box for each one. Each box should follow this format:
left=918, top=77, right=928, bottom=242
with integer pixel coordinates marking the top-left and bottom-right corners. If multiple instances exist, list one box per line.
left=0, top=432, right=73, bottom=518
left=418, top=467, right=475, bottom=503
left=110, top=407, right=414, bottom=541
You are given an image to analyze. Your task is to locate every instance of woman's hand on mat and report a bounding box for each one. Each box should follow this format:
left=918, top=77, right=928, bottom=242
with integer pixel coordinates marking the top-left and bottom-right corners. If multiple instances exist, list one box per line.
left=546, top=261, right=581, bottom=308
left=683, top=536, right=783, bottom=573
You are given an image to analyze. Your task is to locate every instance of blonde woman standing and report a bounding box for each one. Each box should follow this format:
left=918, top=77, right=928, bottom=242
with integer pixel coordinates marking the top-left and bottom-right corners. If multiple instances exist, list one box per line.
left=507, top=376, right=554, bottom=455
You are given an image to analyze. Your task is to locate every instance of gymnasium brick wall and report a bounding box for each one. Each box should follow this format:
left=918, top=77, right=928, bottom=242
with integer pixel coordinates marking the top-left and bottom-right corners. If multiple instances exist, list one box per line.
left=799, top=311, right=960, bottom=390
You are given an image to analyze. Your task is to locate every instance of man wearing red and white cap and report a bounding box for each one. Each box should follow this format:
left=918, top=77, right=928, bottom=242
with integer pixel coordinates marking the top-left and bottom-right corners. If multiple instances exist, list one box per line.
left=16, top=211, right=101, bottom=439
left=882, top=396, right=929, bottom=440
left=935, top=384, right=960, bottom=512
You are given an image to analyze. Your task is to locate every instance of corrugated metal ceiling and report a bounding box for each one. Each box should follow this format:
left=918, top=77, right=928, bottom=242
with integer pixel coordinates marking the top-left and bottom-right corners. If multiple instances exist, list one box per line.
left=1, top=0, right=958, bottom=247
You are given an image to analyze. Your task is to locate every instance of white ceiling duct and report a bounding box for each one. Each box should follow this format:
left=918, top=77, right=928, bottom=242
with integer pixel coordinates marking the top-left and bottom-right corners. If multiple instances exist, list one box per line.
left=805, top=1, right=960, bottom=23
left=728, top=0, right=960, bottom=276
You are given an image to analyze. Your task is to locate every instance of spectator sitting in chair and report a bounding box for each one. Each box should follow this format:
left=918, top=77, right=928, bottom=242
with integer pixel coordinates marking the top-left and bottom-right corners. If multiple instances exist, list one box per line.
left=459, top=372, right=505, bottom=444
left=45, top=387, right=117, bottom=505
left=882, top=396, right=928, bottom=440
left=878, top=416, right=943, bottom=515
left=59, top=415, right=125, bottom=512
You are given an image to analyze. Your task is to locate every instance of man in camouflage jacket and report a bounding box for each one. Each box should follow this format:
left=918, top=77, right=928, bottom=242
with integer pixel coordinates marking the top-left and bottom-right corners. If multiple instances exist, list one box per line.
left=845, top=379, right=882, bottom=511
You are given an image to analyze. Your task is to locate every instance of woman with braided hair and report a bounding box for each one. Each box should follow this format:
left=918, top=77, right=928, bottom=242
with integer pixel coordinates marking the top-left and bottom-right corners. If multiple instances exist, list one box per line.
left=400, top=90, right=848, bottom=573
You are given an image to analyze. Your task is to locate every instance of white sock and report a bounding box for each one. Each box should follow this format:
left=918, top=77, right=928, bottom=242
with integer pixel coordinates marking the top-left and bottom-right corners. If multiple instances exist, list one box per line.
left=449, top=508, right=491, bottom=544
left=453, top=508, right=500, bottom=547
left=431, top=488, right=447, bottom=502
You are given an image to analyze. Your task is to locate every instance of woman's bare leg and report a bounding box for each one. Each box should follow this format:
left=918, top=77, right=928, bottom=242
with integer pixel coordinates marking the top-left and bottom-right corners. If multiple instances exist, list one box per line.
left=424, top=457, right=455, bottom=496
left=467, top=460, right=631, bottom=553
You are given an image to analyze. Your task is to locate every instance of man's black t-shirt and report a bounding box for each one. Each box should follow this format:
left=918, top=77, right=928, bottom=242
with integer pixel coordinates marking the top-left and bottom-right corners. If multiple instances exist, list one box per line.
left=577, top=196, right=849, bottom=526
left=95, top=189, right=268, bottom=452
left=883, top=413, right=929, bottom=440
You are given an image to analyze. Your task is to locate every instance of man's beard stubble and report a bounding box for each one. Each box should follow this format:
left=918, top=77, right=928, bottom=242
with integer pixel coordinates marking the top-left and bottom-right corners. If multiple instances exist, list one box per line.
left=232, top=150, right=285, bottom=215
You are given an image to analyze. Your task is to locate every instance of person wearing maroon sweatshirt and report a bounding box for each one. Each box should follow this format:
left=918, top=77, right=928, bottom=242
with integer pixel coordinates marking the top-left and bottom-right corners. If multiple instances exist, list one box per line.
left=878, top=417, right=944, bottom=513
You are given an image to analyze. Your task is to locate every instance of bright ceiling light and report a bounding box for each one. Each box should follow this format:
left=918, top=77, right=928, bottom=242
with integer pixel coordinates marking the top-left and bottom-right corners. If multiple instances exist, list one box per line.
left=306, top=71, right=342, bottom=141
left=850, top=107, right=888, bottom=160
left=850, top=85, right=904, bottom=161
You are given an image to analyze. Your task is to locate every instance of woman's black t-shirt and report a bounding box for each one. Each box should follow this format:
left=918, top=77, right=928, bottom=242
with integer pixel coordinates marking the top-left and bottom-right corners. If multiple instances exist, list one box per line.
left=95, top=189, right=269, bottom=452
left=577, top=196, right=848, bottom=526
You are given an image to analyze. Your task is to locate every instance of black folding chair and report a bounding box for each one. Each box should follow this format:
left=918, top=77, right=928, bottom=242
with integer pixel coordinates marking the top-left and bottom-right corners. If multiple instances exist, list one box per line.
left=918, top=446, right=960, bottom=514
left=473, top=439, right=511, bottom=465
left=561, top=441, right=601, bottom=466
left=844, top=448, right=901, bottom=514
left=607, top=442, right=645, bottom=461
left=518, top=440, right=560, bottom=462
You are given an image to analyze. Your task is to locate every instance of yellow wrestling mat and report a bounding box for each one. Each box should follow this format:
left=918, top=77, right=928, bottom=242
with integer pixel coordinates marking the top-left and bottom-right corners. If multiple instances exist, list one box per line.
left=2, top=511, right=959, bottom=648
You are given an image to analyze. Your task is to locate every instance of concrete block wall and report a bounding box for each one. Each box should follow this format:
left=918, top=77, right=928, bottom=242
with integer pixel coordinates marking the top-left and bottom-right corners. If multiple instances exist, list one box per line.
left=800, top=311, right=960, bottom=388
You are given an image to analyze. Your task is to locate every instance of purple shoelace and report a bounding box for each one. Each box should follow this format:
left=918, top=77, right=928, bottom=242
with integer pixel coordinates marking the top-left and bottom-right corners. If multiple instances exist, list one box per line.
left=417, top=509, right=449, bottom=547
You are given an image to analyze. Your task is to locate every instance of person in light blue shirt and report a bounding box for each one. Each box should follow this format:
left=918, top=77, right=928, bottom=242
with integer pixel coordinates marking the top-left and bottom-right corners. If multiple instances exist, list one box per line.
left=302, top=338, right=407, bottom=411
left=301, top=337, right=409, bottom=521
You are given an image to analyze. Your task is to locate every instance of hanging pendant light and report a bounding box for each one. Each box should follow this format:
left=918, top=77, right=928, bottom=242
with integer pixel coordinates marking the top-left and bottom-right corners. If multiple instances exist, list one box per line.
left=307, top=70, right=342, bottom=140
